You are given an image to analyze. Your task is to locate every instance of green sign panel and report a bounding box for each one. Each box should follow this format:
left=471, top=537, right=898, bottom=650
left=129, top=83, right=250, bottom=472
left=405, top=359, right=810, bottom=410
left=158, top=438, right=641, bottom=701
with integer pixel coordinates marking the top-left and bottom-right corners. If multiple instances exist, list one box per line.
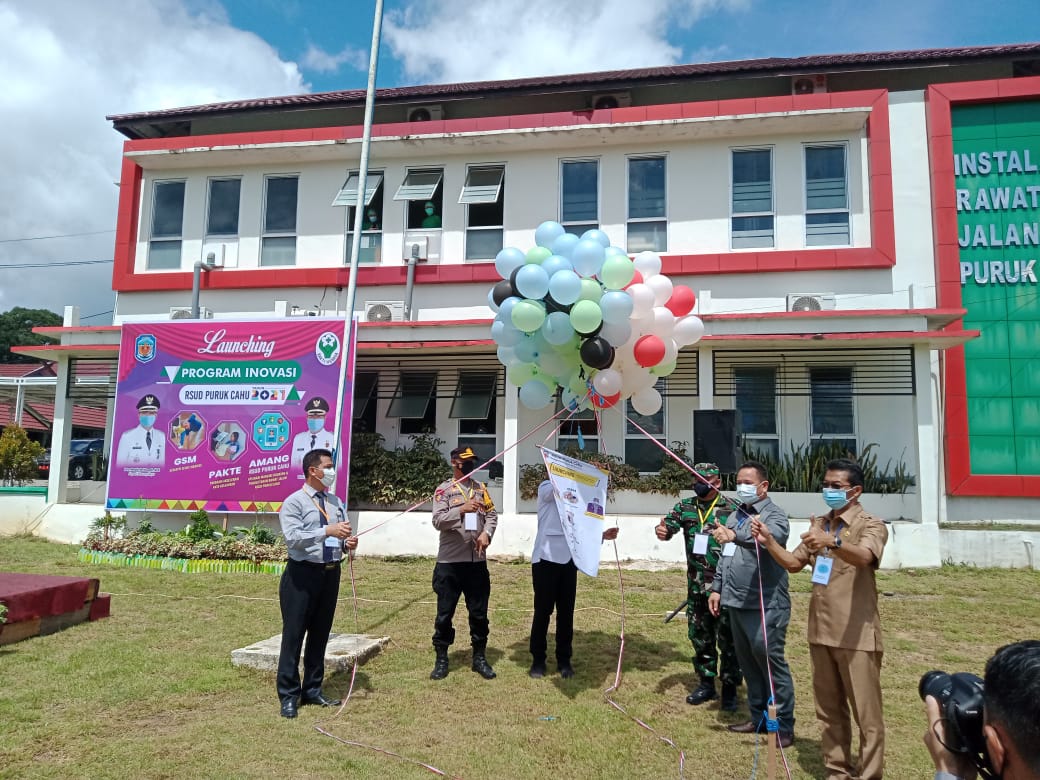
left=953, top=100, right=1040, bottom=475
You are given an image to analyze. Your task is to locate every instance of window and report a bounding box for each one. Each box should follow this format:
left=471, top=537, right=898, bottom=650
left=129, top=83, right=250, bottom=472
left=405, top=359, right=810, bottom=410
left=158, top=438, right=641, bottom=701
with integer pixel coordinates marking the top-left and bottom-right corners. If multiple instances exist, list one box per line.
left=805, top=145, right=850, bottom=246
left=810, top=366, right=856, bottom=452
left=625, top=385, right=666, bottom=472
left=340, top=171, right=384, bottom=264
left=388, top=371, right=437, bottom=434
left=627, top=156, right=666, bottom=253
left=462, top=165, right=505, bottom=261
left=206, top=178, right=241, bottom=237
left=557, top=398, right=598, bottom=454
left=394, top=168, right=443, bottom=230
left=560, top=159, right=598, bottom=235
left=260, top=175, right=298, bottom=266
left=352, top=372, right=379, bottom=433
left=455, top=373, right=498, bottom=477
left=735, top=367, right=779, bottom=460
left=148, top=180, right=185, bottom=269
left=731, top=149, right=773, bottom=249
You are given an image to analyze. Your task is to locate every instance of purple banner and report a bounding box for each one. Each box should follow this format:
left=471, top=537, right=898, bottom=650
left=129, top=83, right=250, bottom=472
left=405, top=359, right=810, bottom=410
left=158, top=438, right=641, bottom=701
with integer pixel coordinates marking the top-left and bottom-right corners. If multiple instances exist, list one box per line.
left=106, top=319, right=356, bottom=512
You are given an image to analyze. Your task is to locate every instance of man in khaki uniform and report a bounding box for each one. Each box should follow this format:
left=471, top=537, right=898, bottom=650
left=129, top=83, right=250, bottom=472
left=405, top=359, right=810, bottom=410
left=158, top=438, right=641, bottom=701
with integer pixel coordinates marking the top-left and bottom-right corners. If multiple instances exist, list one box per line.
left=752, top=457, right=889, bottom=780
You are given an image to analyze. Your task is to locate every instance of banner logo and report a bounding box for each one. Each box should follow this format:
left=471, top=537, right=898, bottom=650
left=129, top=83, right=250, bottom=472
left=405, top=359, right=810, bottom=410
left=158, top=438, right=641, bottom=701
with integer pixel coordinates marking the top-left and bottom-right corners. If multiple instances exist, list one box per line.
left=135, top=334, right=157, bottom=363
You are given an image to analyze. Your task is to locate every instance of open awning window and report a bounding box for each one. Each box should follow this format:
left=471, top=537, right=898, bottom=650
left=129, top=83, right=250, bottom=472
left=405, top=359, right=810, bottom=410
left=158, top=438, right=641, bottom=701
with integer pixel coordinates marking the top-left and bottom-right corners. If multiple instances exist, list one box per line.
left=332, top=173, right=383, bottom=207
left=458, top=166, right=504, bottom=204
left=393, top=169, right=442, bottom=201
left=387, top=371, right=437, bottom=418
left=352, top=372, right=378, bottom=419
left=449, top=372, right=497, bottom=419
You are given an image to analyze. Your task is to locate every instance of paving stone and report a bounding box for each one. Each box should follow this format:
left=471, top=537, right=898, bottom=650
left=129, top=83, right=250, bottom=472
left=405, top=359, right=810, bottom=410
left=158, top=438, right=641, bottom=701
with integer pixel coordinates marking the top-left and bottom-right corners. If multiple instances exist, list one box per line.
left=231, top=632, right=390, bottom=674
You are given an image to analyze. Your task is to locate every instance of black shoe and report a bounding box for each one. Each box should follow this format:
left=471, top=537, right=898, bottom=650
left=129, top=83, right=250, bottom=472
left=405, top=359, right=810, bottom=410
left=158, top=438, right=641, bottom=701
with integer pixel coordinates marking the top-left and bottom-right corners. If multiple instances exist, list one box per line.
left=472, top=652, right=496, bottom=680
left=720, top=682, right=738, bottom=712
left=280, top=697, right=298, bottom=719
left=728, top=720, right=767, bottom=734
left=430, top=651, right=450, bottom=680
left=777, top=731, right=795, bottom=749
left=529, top=661, right=547, bottom=679
left=686, top=679, right=717, bottom=705
left=301, top=690, right=341, bottom=707
left=558, top=662, right=574, bottom=679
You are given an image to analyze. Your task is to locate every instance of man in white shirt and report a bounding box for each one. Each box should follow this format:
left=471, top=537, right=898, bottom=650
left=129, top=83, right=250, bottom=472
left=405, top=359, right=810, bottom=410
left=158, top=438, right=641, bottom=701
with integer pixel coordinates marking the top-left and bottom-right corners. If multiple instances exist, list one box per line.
left=115, top=394, right=166, bottom=468
left=289, top=396, right=337, bottom=473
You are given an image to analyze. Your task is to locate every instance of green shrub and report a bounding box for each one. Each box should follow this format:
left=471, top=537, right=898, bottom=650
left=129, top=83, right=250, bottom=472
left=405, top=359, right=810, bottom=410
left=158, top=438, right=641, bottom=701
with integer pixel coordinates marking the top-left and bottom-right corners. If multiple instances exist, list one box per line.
left=232, top=521, right=278, bottom=546
left=184, top=509, right=218, bottom=542
left=350, top=432, right=449, bottom=507
left=0, top=425, right=44, bottom=486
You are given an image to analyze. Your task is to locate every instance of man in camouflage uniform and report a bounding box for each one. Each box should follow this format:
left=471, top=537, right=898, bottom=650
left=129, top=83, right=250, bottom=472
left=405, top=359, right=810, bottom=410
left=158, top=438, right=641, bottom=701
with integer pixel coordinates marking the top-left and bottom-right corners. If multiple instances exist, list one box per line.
left=655, top=462, right=742, bottom=709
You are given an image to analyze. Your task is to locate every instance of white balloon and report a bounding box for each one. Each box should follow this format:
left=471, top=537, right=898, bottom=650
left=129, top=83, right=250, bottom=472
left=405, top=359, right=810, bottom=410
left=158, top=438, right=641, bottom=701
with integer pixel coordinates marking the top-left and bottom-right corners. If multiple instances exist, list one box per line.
left=660, top=337, right=678, bottom=365
left=673, top=315, right=705, bottom=346
left=599, top=319, right=632, bottom=348
left=633, top=251, right=662, bottom=278
left=645, top=274, right=674, bottom=306
left=631, top=386, right=662, bottom=416
left=592, top=368, right=622, bottom=396
left=650, top=306, right=676, bottom=338
left=627, top=283, right=655, bottom=318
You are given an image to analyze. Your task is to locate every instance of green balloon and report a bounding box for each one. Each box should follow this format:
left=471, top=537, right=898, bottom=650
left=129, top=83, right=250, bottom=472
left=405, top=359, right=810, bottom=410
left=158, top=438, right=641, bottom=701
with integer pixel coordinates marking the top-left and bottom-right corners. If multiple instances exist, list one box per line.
left=650, top=359, right=677, bottom=377
left=599, top=255, right=635, bottom=290
left=569, top=299, right=603, bottom=335
left=508, top=362, right=539, bottom=386
left=552, top=333, right=582, bottom=353
left=577, top=278, right=603, bottom=303
left=525, top=246, right=552, bottom=265
left=511, top=299, right=546, bottom=333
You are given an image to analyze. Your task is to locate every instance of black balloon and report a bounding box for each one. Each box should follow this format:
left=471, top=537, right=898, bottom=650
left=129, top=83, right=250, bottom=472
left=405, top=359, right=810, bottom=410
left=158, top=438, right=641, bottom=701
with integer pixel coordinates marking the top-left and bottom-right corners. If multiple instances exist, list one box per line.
left=544, top=293, right=572, bottom=314
left=492, top=279, right=515, bottom=306
left=580, top=337, right=614, bottom=370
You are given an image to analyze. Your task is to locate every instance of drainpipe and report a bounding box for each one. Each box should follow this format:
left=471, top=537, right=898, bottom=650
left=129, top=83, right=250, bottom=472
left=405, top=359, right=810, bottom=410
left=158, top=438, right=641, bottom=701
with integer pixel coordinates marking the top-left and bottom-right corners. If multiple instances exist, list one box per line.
left=1024, top=539, right=1035, bottom=570
left=405, top=242, right=420, bottom=321
left=192, top=253, right=218, bottom=318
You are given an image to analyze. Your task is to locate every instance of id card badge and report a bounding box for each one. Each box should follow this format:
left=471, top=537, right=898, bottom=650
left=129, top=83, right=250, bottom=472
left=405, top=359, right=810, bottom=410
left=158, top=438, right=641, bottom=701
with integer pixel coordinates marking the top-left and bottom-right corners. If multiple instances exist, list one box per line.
left=464, top=512, right=479, bottom=531
left=324, top=535, right=341, bottom=549
left=693, top=534, right=709, bottom=556
left=721, top=542, right=736, bottom=558
left=811, top=555, right=833, bottom=585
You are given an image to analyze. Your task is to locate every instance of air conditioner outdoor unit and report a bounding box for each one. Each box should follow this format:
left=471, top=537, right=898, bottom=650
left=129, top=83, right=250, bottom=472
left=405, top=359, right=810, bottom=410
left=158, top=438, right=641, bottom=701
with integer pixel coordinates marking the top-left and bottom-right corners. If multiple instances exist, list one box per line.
left=170, top=306, right=213, bottom=320
left=590, top=91, right=631, bottom=110
left=792, top=74, right=828, bottom=95
left=364, top=301, right=406, bottom=323
left=786, top=294, right=836, bottom=312
left=407, top=104, right=443, bottom=122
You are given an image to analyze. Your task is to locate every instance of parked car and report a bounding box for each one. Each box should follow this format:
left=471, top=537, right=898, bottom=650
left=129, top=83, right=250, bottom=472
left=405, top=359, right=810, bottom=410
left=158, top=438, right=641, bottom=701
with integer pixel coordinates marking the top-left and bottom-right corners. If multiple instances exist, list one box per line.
left=36, top=438, right=106, bottom=480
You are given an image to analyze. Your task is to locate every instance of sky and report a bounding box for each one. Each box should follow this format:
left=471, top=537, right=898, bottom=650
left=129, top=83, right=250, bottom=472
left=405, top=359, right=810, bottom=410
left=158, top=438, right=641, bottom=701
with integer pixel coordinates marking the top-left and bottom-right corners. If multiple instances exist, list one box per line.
left=1, top=0, right=1037, bottom=325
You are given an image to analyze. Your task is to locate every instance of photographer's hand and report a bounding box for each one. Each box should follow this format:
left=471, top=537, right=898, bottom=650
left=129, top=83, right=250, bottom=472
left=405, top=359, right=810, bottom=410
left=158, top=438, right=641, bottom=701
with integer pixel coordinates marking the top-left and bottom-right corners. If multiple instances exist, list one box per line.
left=924, top=695, right=977, bottom=780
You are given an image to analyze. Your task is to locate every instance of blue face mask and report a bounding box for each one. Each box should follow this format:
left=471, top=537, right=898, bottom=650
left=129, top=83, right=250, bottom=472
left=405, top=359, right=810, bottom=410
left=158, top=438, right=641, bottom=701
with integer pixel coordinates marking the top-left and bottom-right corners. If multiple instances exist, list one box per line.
left=139, top=414, right=156, bottom=428
left=822, top=487, right=850, bottom=509
left=307, top=417, right=325, bottom=433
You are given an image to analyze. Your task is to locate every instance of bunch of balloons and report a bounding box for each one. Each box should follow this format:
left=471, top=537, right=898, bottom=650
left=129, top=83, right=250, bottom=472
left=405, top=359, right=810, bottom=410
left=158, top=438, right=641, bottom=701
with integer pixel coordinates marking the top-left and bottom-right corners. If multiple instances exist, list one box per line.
left=489, top=221, right=705, bottom=416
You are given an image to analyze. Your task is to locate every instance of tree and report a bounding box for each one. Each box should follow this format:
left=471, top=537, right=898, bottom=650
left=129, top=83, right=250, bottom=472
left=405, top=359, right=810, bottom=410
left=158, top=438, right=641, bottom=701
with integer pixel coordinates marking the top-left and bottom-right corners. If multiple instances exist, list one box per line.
left=0, top=307, right=62, bottom=363
left=0, top=425, right=44, bottom=486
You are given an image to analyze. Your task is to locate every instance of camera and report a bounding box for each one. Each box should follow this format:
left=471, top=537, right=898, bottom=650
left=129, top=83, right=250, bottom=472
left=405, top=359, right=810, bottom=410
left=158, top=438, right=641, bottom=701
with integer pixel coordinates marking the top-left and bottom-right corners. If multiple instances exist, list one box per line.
left=919, top=670, right=995, bottom=778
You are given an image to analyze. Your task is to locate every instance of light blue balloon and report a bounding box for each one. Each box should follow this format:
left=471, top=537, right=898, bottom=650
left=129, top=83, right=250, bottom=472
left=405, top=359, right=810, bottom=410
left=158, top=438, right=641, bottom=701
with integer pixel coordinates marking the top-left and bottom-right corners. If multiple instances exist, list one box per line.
left=496, top=345, right=521, bottom=367
left=515, top=264, right=550, bottom=300
left=581, top=229, right=610, bottom=248
left=535, top=221, right=566, bottom=249
left=519, top=379, right=553, bottom=409
left=599, top=319, right=632, bottom=347
left=541, top=254, right=574, bottom=279
left=542, top=311, right=575, bottom=345
left=600, top=290, right=635, bottom=323
left=492, top=319, right=524, bottom=347
left=604, top=245, right=629, bottom=259
left=514, top=335, right=539, bottom=363
left=551, top=232, right=581, bottom=258
left=495, top=247, right=526, bottom=279
left=571, top=238, right=606, bottom=278
left=548, top=269, right=582, bottom=306
left=498, top=296, right=520, bottom=322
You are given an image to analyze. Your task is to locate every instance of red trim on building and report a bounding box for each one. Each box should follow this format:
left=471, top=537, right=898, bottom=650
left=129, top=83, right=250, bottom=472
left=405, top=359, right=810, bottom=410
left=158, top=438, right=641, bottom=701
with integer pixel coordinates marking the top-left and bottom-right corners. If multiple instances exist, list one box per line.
left=112, top=89, right=895, bottom=293
left=927, top=75, right=1040, bottom=497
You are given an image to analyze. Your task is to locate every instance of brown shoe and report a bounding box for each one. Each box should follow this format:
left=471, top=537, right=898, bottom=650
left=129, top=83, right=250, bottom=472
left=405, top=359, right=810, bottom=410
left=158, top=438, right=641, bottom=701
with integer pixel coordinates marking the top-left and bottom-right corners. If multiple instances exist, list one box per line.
left=777, top=731, right=795, bottom=749
left=727, top=720, right=766, bottom=734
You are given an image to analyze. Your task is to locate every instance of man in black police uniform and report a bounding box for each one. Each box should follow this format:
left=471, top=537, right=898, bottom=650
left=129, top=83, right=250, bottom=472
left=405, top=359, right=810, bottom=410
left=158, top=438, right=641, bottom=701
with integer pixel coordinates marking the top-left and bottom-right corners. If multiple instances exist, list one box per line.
left=276, top=448, right=357, bottom=719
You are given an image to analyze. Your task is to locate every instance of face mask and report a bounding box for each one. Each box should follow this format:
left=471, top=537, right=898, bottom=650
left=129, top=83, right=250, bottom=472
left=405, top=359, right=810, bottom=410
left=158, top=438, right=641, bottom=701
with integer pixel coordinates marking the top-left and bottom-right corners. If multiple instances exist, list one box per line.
left=319, top=467, right=336, bottom=489
left=736, top=483, right=759, bottom=503
left=307, top=417, right=325, bottom=433
left=139, top=415, right=156, bottom=428
left=693, top=482, right=714, bottom=498
left=822, top=487, right=850, bottom=509
left=458, top=459, right=477, bottom=475
left=425, top=206, right=434, bottom=215
left=367, top=212, right=376, bottom=222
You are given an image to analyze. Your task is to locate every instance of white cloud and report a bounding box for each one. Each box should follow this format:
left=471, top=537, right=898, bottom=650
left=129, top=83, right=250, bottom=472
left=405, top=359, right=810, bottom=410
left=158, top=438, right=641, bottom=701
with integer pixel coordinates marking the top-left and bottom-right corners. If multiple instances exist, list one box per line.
left=0, top=0, right=307, bottom=322
left=383, top=0, right=749, bottom=84
left=301, top=42, right=368, bottom=75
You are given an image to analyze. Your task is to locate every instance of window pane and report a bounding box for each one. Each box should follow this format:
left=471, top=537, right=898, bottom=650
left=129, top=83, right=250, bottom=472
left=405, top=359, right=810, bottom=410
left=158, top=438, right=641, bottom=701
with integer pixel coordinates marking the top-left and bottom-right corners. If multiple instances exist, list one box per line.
left=744, top=438, right=779, bottom=461
left=388, top=372, right=437, bottom=418
left=346, top=231, right=382, bottom=263
left=265, top=177, right=298, bottom=232
left=732, top=215, right=774, bottom=248
left=333, top=173, right=383, bottom=207
left=806, top=212, right=850, bottom=246
left=627, top=221, right=667, bottom=253
left=732, top=150, right=772, bottom=213
left=811, top=367, right=854, bottom=435
left=468, top=198, right=503, bottom=228
left=735, top=367, right=777, bottom=435
left=626, top=437, right=666, bottom=472
left=466, top=228, right=503, bottom=261
left=394, top=169, right=443, bottom=201
left=207, top=179, right=241, bottom=236
left=562, top=160, right=598, bottom=223
left=460, top=166, right=504, bottom=204
left=148, top=240, right=182, bottom=269
left=629, top=157, right=666, bottom=219
left=459, top=395, right=496, bottom=435
left=450, top=373, right=496, bottom=419
left=352, top=372, right=378, bottom=419
left=260, top=236, right=296, bottom=266
left=152, top=181, right=185, bottom=237
left=806, top=146, right=847, bottom=210
left=626, top=398, right=664, bottom=435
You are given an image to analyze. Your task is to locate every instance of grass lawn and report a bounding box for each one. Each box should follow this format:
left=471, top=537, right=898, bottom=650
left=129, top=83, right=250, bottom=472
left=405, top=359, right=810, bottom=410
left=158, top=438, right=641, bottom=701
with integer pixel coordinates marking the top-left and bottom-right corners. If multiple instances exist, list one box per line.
left=1, top=536, right=1038, bottom=779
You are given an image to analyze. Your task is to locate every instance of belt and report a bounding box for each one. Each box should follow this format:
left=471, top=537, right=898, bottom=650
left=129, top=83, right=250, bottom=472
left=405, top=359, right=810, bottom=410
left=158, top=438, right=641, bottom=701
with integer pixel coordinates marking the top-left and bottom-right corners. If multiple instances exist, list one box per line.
left=288, top=558, right=341, bottom=571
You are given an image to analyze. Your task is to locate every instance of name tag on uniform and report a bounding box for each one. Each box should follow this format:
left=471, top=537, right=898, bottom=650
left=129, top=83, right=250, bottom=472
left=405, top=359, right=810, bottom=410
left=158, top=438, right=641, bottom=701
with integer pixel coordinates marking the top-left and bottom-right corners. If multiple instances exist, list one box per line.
left=811, top=555, right=833, bottom=585
left=693, top=534, right=709, bottom=556
left=324, top=536, right=341, bottom=548
left=721, top=542, right=736, bottom=557
left=464, top=512, right=479, bottom=531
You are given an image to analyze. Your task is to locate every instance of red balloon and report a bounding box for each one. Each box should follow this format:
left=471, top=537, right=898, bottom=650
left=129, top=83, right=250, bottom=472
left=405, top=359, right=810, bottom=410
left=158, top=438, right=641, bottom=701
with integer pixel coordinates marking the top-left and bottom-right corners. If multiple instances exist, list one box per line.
left=634, top=335, right=666, bottom=368
left=665, top=285, right=696, bottom=317
left=624, top=270, right=644, bottom=290
left=591, top=390, right=620, bottom=409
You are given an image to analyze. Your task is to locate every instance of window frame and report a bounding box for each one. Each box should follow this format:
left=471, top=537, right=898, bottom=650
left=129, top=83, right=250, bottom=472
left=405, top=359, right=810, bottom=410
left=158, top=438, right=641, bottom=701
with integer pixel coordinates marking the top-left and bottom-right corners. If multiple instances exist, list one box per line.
left=352, top=371, right=379, bottom=433
left=463, top=164, right=505, bottom=262
left=395, top=167, right=444, bottom=230
left=260, top=174, right=299, bottom=267
left=556, top=396, right=599, bottom=454
left=147, top=179, right=186, bottom=270
left=804, top=143, right=851, bottom=247
left=560, top=158, right=600, bottom=235
left=626, top=154, right=668, bottom=253
left=624, top=381, right=667, bottom=474
left=343, top=169, right=384, bottom=265
left=449, top=371, right=497, bottom=420
left=333, top=172, right=384, bottom=207
left=730, top=147, right=775, bottom=250
left=809, top=365, right=856, bottom=449
left=205, top=177, right=242, bottom=238
left=734, top=366, right=780, bottom=461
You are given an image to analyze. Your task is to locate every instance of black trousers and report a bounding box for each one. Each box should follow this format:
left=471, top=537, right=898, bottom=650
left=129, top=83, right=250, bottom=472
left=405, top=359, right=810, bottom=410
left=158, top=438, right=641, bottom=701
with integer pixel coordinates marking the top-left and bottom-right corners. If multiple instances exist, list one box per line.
left=432, top=561, right=490, bottom=650
left=529, top=559, right=578, bottom=664
left=277, top=559, right=341, bottom=700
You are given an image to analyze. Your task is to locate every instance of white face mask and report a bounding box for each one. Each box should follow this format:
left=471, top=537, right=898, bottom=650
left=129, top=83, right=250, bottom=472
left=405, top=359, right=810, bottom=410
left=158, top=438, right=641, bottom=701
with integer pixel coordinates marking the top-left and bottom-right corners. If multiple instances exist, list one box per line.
left=319, top=467, right=336, bottom=489
left=736, top=483, right=759, bottom=503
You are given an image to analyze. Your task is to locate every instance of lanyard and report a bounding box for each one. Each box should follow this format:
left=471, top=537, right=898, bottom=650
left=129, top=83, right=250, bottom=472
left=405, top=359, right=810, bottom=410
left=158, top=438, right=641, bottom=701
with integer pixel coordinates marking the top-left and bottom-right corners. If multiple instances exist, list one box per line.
left=696, top=495, right=719, bottom=528
left=309, top=493, right=332, bottom=523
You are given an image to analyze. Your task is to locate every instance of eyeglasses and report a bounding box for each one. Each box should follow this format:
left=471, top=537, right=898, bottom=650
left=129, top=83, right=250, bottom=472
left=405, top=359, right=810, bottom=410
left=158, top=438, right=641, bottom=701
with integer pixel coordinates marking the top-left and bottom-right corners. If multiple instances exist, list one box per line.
left=821, top=482, right=852, bottom=490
